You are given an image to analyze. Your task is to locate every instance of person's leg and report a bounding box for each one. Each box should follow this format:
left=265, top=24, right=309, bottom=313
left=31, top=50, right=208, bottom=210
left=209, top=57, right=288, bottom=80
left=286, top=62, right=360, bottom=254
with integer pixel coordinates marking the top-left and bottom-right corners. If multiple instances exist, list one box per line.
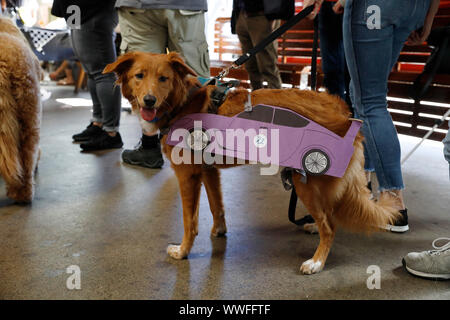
left=235, top=12, right=264, bottom=90
left=319, top=1, right=346, bottom=99
left=62, top=67, right=74, bottom=84
left=50, top=60, right=68, bottom=81
left=118, top=7, right=167, bottom=54
left=118, top=7, right=168, bottom=168
left=71, top=9, right=123, bottom=151
left=87, top=10, right=121, bottom=135
left=344, top=0, right=431, bottom=231
left=349, top=83, right=376, bottom=180
left=86, top=76, right=103, bottom=126
left=90, top=74, right=121, bottom=134
left=343, top=0, right=405, bottom=205
left=379, top=1, right=430, bottom=207
left=70, top=29, right=105, bottom=142
left=246, top=16, right=282, bottom=89
left=166, top=9, right=210, bottom=78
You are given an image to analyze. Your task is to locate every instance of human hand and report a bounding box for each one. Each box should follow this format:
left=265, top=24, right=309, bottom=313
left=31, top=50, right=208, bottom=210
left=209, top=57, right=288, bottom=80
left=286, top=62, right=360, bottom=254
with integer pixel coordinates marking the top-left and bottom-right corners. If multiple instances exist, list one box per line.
left=407, top=21, right=432, bottom=45
left=407, top=0, right=439, bottom=46
left=333, top=1, right=344, bottom=14
left=303, top=0, right=324, bottom=19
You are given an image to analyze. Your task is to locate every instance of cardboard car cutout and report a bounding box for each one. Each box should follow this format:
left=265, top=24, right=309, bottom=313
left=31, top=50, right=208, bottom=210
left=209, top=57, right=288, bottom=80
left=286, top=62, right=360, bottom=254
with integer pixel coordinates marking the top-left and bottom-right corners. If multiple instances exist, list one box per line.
left=166, top=104, right=362, bottom=178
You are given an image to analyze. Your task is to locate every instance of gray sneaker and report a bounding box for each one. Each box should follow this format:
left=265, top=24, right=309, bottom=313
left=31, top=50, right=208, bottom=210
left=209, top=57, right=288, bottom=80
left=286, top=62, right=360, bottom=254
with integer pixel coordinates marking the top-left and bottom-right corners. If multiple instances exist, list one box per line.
left=121, top=141, right=164, bottom=168
left=403, top=237, right=450, bottom=280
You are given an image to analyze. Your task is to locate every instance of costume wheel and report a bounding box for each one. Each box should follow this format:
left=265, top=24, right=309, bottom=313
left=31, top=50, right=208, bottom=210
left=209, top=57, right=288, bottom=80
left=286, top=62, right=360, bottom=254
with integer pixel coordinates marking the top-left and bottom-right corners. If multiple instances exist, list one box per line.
left=187, top=128, right=210, bottom=151
left=302, top=149, right=330, bottom=175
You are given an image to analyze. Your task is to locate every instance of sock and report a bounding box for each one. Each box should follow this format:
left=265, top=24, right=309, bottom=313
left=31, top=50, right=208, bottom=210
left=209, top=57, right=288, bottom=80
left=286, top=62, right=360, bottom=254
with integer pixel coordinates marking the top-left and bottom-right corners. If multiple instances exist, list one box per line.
left=141, top=134, right=159, bottom=149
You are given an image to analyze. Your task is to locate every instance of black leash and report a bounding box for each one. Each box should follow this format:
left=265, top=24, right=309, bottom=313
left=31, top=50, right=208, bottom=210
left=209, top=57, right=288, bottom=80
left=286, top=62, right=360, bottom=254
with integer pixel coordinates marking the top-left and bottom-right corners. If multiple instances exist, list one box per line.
left=217, top=5, right=315, bottom=79
left=288, top=16, right=319, bottom=227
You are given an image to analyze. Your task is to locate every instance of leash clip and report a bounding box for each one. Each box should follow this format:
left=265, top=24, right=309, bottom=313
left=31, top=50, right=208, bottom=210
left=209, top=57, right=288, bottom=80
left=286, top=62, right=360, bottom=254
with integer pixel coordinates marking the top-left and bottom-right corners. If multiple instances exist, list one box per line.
left=217, top=63, right=238, bottom=80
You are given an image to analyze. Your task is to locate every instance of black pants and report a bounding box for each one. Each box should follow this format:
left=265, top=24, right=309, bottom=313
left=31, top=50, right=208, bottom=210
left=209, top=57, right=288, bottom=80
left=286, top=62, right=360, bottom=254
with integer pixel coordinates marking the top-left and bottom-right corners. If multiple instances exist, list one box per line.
left=318, top=1, right=351, bottom=107
left=71, top=8, right=121, bottom=132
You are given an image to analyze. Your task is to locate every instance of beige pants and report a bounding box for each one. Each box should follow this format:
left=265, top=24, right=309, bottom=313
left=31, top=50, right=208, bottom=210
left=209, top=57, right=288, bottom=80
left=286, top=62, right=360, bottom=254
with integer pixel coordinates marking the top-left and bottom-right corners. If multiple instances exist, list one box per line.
left=118, top=7, right=210, bottom=78
left=236, top=13, right=282, bottom=90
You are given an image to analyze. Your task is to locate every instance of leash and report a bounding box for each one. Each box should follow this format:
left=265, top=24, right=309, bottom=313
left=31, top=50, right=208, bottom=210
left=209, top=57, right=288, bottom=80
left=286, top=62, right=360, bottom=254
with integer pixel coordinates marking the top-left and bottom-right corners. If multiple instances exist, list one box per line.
left=401, top=108, right=450, bottom=164
left=216, top=5, right=315, bottom=80
left=211, top=5, right=316, bottom=117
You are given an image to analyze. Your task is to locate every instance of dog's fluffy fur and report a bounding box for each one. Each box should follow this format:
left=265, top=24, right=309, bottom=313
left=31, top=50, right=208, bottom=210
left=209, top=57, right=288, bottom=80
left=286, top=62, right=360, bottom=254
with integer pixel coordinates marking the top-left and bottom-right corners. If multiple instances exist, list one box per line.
left=0, top=17, right=41, bottom=203
left=104, top=52, right=400, bottom=274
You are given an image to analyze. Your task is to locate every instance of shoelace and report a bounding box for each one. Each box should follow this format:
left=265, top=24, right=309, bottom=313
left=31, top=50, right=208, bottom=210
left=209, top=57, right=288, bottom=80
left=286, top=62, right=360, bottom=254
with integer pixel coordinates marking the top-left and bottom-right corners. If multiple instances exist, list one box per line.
left=430, top=237, right=450, bottom=255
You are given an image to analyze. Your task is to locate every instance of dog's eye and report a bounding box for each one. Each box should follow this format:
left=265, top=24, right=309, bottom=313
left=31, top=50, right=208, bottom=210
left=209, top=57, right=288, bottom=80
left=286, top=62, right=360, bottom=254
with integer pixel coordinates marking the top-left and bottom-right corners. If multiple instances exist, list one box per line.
left=159, top=76, right=168, bottom=82
left=135, top=73, right=144, bottom=80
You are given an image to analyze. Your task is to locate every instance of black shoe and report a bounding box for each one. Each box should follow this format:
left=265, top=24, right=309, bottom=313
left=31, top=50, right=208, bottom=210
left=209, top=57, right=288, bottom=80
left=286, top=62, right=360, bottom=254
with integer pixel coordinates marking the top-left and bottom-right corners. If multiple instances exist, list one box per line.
left=121, top=141, right=164, bottom=168
left=80, top=131, right=123, bottom=151
left=384, top=208, right=409, bottom=233
left=72, top=123, right=104, bottom=142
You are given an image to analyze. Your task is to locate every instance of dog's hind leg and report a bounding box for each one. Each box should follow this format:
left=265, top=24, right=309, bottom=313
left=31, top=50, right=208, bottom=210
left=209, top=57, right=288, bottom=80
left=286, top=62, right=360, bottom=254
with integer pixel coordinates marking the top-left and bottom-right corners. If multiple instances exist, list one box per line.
left=202, top=166, right=227, bottom=237
left=14, top=124, right=39, bottom=203
left=167, top=166, right=203, bottom=259
left=293, top=177, right=336, bottom=275
left=0, top=97, right=25, bottom=202
left=12, top=92, right=40, bottom=203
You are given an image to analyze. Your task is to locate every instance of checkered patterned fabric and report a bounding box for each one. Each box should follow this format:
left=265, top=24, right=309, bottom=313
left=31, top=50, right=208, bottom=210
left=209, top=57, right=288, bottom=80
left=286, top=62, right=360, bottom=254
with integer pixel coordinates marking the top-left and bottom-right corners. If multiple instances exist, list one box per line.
left=25, top=28, right=58, bottom=54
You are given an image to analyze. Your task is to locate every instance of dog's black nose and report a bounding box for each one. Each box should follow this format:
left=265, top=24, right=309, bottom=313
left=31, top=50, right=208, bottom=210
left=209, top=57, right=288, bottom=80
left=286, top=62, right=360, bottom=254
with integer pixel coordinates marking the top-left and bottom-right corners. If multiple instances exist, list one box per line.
left=143, top=94, right=156, bottom=107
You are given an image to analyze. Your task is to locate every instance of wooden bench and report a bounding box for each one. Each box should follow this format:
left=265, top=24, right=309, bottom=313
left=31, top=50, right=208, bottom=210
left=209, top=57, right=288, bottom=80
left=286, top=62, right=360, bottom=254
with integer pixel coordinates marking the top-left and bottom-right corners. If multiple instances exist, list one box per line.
left=211, top=2, right=450, bottom=141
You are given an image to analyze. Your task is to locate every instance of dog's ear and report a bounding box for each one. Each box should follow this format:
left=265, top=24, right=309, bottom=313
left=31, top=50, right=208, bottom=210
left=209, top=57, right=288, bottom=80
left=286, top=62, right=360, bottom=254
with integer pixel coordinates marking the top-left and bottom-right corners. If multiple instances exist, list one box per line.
left=103, top=52, right=137, bottom=83
left=167, top=52, right=198, bottom=78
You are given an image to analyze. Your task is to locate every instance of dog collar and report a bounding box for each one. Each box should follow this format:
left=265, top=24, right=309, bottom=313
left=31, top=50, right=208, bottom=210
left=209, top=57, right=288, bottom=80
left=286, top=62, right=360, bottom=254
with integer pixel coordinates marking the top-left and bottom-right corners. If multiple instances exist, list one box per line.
left=200, top=77, right=240, bottom=114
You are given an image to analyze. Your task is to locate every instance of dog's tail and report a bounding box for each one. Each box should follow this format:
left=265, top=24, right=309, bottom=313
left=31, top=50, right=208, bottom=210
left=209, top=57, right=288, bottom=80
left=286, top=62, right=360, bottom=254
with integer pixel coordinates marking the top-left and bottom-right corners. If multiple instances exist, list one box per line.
left=333, top=146, right=400, bottom=233
left=0, top=73, right=23, bottom=186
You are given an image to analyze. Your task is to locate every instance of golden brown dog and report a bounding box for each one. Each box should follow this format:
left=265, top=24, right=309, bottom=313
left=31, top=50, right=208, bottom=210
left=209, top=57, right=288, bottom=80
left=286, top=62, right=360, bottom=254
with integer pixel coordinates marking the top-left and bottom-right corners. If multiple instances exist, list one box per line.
left=0, top=17, right=41, bottom=203
left=104, top=51, right=399, bottom=274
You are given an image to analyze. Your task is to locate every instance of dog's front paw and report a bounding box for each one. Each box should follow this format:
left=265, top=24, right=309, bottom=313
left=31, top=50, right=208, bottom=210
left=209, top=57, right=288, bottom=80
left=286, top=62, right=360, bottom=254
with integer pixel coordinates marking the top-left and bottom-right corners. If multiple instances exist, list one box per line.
left=300, top=259, right=323, bottom=275
left=167, top=244, right=188, bottom=260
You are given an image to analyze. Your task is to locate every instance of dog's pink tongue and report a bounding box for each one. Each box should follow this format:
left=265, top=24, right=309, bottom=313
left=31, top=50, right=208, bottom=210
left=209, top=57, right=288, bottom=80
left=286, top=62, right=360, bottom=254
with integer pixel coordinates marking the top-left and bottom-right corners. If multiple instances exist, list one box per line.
left=140, top=107, right=157, bottom=122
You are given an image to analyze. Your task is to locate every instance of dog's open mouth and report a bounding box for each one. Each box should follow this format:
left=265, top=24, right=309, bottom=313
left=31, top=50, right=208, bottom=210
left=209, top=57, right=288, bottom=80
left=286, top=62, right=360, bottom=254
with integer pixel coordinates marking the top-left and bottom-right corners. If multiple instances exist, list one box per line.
left=140, top=107, right=157, bottom=122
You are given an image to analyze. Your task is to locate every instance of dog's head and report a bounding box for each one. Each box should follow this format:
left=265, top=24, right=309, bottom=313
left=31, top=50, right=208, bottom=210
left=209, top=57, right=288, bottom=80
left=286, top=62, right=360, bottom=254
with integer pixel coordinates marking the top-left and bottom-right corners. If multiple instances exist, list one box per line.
left=104, top=51, right=197, bottom=124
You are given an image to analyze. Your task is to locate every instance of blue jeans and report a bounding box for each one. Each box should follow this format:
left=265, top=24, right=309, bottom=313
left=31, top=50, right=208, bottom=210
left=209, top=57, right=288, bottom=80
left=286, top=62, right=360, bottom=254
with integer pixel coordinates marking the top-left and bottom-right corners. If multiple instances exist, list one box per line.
left=343, top=0, right=430, bottom=191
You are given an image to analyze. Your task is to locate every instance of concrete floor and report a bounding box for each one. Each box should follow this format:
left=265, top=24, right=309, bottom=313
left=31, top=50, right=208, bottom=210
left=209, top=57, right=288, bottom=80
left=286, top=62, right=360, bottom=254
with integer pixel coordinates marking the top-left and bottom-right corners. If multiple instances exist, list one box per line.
left=0, top=85, right=449, bottom=300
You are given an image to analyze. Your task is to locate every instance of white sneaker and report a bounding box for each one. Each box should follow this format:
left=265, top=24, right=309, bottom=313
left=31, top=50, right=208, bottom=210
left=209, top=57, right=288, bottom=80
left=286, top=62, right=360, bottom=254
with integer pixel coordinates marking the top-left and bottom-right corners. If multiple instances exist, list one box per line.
left=403, top=237, right=450, bottom=280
